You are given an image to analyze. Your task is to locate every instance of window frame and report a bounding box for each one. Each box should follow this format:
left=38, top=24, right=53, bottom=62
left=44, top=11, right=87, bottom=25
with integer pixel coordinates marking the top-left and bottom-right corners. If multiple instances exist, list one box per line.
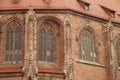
left=38, top=22, right=54, bottom=62
left=78, top=29, right=97, bottom=62
left=37, top=18, right=64, bottom=69
left=4, top=20, right=23, bottom=64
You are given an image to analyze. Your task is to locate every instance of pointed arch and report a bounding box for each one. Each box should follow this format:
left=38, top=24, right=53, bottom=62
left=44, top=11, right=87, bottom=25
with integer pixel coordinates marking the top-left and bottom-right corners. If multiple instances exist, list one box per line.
left=3, top=17, right=24, bottom=32
left=37, top=16, right=64, bottom=68
left=38, top=22, right=54, bottom=62
left=78, top=27, right=97, bottom=62
left=5, top=20, right=23, bottom=63
left=38, top=16, right=64, bottom=27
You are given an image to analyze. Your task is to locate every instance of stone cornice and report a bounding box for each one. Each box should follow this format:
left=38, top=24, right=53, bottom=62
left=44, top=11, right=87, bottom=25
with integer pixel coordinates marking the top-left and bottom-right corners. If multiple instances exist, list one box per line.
left=0, top=9, right=120, bottom=27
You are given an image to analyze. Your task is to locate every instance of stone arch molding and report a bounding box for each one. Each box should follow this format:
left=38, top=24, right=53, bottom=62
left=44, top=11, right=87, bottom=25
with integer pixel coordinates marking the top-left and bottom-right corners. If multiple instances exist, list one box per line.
left=38, top=16, right=64, bottom=37
left=38, top=16, right=64, bottom=27
left=38, top=16, right=64, bottom=40
left=3, top=17, right=24, bottom=32
left=76, top=23, right=100, bottom=45
left=75, top=23, right=102, bottom=64
left=37, top=16, right=65, bottom=66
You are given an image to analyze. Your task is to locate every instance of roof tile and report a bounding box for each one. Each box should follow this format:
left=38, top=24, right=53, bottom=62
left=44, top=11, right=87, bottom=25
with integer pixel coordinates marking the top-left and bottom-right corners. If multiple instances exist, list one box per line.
left=0, top=0, right=120, bottom=21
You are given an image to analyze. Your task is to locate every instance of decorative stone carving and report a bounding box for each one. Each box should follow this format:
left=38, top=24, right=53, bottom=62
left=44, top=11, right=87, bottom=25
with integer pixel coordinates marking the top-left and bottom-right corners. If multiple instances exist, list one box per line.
left=84, top=17, right=92, bottom=26
left=117, top=70, right=120, bottom=80
left=22, top=5, right=38, bottom=80
left=63, top=13, right=74, bottom=80
left=75, top=18, right=92, bottom=42
left=102, top=18, right=118, bottom=80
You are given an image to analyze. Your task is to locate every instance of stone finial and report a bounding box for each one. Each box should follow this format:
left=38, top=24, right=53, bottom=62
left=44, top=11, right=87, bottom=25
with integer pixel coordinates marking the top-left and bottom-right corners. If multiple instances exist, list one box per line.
left=63, top=13, right=72, bottom=27
left=29, top=2, right=33, bottom=12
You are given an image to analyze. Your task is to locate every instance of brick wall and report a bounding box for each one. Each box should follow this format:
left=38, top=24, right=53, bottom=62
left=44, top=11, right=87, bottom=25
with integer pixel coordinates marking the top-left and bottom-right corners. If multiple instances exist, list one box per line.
left=0, top=10, right=120, bottom=80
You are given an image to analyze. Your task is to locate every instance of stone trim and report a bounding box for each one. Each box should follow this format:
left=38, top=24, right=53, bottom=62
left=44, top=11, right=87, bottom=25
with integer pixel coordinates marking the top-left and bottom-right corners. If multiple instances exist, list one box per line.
left=0, top=9, right=120, bottom=26
left=0, top=73, right=22, bottom=77
left=0, top=66, right=22, bottom=73
left=76, top=59, right=106, bottom=68
left=38, top=68, right=64, bottom=74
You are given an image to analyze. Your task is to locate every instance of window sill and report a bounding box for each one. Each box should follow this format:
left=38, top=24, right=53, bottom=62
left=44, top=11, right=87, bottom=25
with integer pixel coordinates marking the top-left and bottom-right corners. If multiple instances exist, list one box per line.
left=38, top=61, right=55, bottom=64
left=0, top=61, right=23, bottom=67
left=37, top=61, right=58, bottom=68
left=76, top=59, right=106, bottom=68
left=38, top=68, right=64, bottom=74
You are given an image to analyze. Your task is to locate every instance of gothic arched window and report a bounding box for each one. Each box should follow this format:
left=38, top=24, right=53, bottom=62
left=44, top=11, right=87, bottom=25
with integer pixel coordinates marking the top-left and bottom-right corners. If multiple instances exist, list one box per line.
left=117, top=39, right=120, bottom=66
left=5, top=21, right=22, bottom=63
left=78, top=30, right=96, bottom=62
left=38, top=23, right=54, bottom=62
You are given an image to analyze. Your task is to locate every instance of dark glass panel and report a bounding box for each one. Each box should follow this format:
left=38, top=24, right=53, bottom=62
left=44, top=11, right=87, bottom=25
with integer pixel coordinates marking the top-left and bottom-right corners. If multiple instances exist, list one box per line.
left=5, top=21, right=22, bottom=63
left=18, top=32, right=22, bottom=61
left=14, top=31, right=22, bottom=62
left=5, top=32, right=10, bottom=61
left=80, top=30, right=96, bottom=62
left=39, top=29, right=46, bottom=61
left=46, top=30, right=54, bottom=62
left=9, top=32, right=13, bottom=61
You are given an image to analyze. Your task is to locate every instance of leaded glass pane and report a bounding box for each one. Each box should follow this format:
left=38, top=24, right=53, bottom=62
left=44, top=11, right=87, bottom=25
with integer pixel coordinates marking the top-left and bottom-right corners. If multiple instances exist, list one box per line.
left=80, top=30, right=96, bottom=62
left=5, top=21, right=22, bottom=63
left=38, top=23, right=54, bottom=62
left=18, top=32, right=22, bottom=61
left=39, top=29, right=46, bottom=61
left=46, top=30, right=54, bottom=62
left=14, top=31, right=22, bottom=62
left=5, top=32, right=10, bottom=61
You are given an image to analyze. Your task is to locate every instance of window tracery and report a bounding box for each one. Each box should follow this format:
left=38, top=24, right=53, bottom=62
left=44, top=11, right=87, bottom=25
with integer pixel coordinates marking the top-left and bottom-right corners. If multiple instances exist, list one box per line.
left=38, top=22, right=54, bottom=62
left=5, top=21, right=22, bottom=63
left=78, top=30, right=96, bottom=62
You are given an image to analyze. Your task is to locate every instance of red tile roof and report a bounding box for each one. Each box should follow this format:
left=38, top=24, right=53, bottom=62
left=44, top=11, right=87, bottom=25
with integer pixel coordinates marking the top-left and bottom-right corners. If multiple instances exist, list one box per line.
left=0, top=0, right=120, bottom=21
